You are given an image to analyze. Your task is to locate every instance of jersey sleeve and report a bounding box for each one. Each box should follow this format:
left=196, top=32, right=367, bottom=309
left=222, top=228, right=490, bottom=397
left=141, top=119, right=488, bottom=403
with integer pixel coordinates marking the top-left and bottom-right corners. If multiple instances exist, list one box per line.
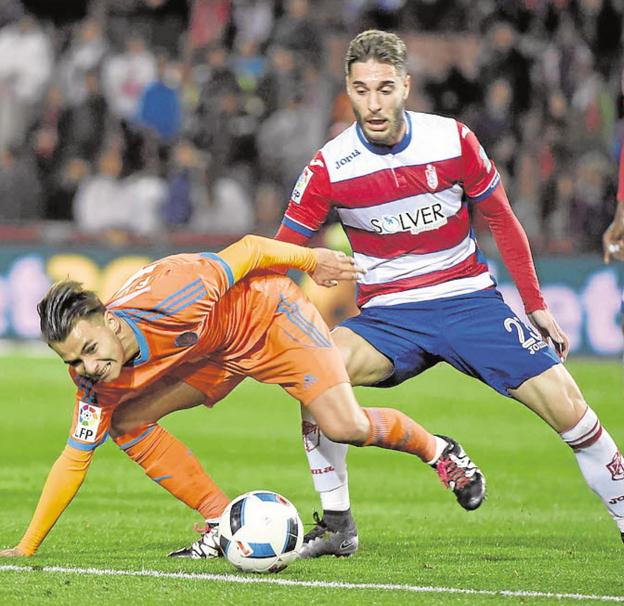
left=458, top=122, right=501, bottom=203
left=475, top=186, right=546, bottom=312
left=67, top=374, right=112, bottom=452
left=276, top=151, right=333, bottom=243
left=17, top=445, right=93, bottom=555
left=217, top=234, right=316, bottom=282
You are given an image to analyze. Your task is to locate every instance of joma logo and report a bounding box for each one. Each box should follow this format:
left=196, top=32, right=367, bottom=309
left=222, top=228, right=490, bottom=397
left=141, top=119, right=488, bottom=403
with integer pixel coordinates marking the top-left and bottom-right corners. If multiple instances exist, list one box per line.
left=335, top=149, right=361, bottom=169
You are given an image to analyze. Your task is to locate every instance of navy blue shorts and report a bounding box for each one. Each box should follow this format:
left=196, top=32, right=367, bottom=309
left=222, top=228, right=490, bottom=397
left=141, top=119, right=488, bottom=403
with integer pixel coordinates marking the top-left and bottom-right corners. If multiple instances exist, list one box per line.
left=340, top=288, right=560, bottom=397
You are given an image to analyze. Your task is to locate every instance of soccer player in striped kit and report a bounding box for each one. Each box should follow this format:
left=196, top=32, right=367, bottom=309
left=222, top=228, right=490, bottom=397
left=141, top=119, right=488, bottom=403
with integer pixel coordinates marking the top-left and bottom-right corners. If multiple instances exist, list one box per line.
left=276, top=29, right=624, bottom=557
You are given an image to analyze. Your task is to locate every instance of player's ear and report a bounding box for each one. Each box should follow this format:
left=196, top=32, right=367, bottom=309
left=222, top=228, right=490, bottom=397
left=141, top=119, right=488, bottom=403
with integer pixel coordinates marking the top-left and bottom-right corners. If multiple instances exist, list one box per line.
left=104, top=310, right=121, bottom=334
left=403, top=73, right=411, bottom=100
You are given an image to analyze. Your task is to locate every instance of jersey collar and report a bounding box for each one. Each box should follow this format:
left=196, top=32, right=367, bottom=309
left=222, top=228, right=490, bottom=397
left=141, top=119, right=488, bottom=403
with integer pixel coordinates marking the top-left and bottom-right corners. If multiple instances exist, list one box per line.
left=355, top=111, right=412, bottom=155
left=110, top=309, right=150, bottom=366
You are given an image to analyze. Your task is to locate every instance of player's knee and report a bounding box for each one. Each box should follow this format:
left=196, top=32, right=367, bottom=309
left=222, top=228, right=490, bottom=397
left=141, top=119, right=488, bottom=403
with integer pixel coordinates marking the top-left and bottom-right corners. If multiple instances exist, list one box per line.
left=517, top=365, right=588, bottom=432
left=332, top=328, right=394, bottom=386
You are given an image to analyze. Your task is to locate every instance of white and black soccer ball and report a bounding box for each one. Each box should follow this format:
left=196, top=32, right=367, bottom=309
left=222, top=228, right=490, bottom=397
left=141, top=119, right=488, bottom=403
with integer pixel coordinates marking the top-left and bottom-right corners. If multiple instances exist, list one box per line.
left=218, top=490, right=304, bottom=573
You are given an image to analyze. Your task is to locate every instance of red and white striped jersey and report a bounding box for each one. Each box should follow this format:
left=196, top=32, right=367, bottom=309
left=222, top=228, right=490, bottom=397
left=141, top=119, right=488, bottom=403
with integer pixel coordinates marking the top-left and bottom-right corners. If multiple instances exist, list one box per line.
left=279, top=111, right=501, bottom=308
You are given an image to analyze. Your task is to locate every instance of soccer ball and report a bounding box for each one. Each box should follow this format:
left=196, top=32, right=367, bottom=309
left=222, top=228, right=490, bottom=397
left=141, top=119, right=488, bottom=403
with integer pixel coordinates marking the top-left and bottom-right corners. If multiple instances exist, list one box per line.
left=218, top=490, right=304, bottom=573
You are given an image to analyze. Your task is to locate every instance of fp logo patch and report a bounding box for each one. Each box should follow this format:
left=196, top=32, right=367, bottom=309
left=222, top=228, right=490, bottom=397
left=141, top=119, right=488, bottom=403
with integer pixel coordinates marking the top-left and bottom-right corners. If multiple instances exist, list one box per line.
left=607, top=451, right=624, bottom=481
left=73, top=402, right=101, bottom=443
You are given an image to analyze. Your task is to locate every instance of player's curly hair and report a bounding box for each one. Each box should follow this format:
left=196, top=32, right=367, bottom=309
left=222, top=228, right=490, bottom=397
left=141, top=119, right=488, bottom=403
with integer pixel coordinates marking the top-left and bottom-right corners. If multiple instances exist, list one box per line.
left=344, top=29, right=407, bottom=76
left=38, top=280, right=105, bottom=343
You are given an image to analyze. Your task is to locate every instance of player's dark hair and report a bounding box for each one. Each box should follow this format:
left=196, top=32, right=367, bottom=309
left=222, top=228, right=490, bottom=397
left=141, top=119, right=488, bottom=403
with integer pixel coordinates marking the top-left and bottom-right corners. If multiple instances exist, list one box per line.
left=345, top=30, right=407, bottom=76
left=38, top=280, right=105, bottom=343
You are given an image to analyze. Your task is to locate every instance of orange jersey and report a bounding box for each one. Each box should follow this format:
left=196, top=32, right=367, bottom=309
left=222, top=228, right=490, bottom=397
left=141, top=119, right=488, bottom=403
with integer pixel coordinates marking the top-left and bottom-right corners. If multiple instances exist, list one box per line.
left=67, top=252, right=348, bottom=451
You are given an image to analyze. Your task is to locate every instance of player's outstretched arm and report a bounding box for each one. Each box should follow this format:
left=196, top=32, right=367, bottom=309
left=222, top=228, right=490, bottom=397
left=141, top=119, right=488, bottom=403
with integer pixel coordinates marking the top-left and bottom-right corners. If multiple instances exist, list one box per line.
left=602, top=203, right=624, bottom=264
left=218, top=234, right=363, bottom=287
left=0, top=445, right=93, bottom=557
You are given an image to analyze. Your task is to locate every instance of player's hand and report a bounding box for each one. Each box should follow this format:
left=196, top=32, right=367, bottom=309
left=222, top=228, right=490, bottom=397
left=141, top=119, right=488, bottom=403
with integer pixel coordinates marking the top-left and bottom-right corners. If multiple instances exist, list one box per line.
left=0, top=547, right=28, bottom=557
left=527, top=309, right=569, bottom=361
left=602, top=222, right=624, bottom=264
left=310, top=248, right=365, bottom=287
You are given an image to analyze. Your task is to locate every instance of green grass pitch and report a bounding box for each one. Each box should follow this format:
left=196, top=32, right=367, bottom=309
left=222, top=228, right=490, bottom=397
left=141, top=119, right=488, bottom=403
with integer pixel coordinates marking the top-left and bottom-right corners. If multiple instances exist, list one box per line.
left=0, top=352, right=623, bottom=605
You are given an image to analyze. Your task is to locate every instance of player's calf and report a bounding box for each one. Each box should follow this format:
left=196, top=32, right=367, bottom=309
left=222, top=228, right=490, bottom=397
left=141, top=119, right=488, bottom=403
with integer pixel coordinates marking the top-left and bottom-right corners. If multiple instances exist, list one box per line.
left=560, top=406, right=624, bottom=541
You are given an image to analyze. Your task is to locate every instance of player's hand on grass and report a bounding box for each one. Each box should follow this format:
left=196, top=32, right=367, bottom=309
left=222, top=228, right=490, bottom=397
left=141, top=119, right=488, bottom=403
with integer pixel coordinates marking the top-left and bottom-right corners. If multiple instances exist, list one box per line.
left=0, top=546, right=28, bottom=557
left=602, top=222, right=624, bottom=264
left=528, top=309, right=569, bottom=362
left=311, top=248, right=365, bottom=287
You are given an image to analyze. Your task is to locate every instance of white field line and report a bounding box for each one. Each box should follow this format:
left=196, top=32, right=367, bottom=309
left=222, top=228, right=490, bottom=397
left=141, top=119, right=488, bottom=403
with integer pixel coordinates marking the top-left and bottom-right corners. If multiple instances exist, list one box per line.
left=0, top=564, right=623, bottom=603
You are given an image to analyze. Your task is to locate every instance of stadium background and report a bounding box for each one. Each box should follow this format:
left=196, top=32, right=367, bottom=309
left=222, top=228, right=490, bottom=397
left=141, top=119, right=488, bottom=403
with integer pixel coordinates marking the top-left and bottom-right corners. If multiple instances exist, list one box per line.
left=2, top=3, right=624, bottom=601
left=0, top=0, right=622, bottom=354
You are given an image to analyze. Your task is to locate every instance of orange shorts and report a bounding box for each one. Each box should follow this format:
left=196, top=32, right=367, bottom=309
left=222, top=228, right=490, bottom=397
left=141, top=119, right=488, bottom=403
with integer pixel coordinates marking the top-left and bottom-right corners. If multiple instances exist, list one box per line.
left=173, top=288, right=350, bottom=406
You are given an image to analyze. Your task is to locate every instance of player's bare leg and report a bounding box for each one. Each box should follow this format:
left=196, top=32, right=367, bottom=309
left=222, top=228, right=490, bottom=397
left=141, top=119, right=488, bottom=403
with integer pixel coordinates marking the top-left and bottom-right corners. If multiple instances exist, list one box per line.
left=511, top=364, right=624, bottom=541
left=299, top=327, right=485, bottom=556
left=110, top=381, right=228, bottom=559
left=299, top=382, right=485, bottom=558
left=332, top=326, right=395, bottom=386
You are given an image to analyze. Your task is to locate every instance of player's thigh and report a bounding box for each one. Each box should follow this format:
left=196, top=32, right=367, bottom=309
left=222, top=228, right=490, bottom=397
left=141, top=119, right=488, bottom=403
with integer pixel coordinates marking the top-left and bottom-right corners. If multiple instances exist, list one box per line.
left=306, top=382, right=370, bottom=444
left=110, top=379, right=205, bottom=436
left=509, top=364, right=587, bottom=432
left=332, top=326, right=394, bottom=386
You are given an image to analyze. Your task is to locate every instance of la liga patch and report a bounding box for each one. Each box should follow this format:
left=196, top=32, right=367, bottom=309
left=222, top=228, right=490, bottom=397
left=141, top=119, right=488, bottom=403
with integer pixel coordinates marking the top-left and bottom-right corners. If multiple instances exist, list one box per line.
left=73, top=402, right=102, bottom=443
left=291, top=167, right=313, bottom=204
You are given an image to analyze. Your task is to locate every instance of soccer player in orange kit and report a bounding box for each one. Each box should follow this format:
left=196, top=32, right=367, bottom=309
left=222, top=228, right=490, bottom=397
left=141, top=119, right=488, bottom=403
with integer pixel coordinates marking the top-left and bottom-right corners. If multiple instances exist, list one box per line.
left=0, top=234, right=484, bottom=558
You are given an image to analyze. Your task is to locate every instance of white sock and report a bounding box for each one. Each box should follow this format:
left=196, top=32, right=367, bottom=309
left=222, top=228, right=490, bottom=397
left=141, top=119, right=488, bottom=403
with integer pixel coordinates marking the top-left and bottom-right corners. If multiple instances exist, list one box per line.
left=426, top=435, right=448, bottom=465
left=560, top=406, right=624, bottom=526
left=320, top=483, right=351, bottom=512
left=301, top=408, right=350, bottom=506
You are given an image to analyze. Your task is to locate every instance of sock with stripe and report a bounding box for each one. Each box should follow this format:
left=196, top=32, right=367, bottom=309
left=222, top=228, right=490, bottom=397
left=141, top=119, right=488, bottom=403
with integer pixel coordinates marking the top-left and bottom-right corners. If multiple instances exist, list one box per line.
left=560, top=406, right=624, bottom=529
left=361, top=407, right=437, bottom=462
left=114, top=424, right=229, bottom=519
left=301, top=407, right=351, bottom=511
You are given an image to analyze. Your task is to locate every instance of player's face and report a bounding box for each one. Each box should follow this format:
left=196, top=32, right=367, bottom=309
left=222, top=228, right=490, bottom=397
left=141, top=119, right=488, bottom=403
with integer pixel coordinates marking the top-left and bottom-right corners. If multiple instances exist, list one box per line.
left=346, top=59, right=410, bottom=146
left=51, top=313, right=126, bottom=383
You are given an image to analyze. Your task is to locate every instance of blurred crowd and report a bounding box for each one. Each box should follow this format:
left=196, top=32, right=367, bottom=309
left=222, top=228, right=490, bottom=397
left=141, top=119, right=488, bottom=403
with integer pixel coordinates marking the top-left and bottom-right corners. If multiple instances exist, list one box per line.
left=0, top=0, right=622, bottom=253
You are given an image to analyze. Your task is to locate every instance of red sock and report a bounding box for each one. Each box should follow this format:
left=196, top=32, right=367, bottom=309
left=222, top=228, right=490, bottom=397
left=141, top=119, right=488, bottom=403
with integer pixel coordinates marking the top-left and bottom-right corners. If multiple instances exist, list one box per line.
left=114, top=424, right=229, bottom=519
left=362, top=407, right=436, bottom=462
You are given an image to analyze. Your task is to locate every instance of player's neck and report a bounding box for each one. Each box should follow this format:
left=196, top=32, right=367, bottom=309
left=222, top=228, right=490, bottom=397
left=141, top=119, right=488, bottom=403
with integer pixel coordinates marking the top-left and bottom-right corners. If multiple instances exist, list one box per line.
left=392, top=119, right=407, bottom=146
left=118, top=318, right=140, bottom=364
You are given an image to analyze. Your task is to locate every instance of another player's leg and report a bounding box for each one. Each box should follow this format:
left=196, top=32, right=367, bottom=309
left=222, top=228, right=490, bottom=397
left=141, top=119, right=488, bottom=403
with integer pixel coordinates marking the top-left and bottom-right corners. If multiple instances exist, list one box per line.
left=300, top=404, right=358, bottom=556
left=302, top=382, right=486, bottom=555
left=110, top=378, right=235, bottom=558
left=297, top=325, right=485, bottom=556
left=511, top=364, right=624, bottom=541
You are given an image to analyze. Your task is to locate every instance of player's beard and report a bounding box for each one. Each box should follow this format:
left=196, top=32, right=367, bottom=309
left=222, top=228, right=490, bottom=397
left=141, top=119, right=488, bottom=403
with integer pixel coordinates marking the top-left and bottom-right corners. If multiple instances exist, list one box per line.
left=355, top=104, right=405, bottom=147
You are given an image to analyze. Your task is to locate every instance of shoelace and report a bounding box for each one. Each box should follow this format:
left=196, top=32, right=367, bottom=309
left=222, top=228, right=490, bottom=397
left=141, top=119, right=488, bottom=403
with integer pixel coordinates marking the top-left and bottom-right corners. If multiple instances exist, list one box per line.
left=304, top=512, right=329, bottom=541
left=436, top=457, right=475, bottom=490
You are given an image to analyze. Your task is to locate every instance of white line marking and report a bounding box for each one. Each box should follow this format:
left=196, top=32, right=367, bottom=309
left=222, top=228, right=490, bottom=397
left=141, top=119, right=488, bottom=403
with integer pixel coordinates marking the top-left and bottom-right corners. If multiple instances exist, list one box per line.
left=0, top=565, right=622, bottom=602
